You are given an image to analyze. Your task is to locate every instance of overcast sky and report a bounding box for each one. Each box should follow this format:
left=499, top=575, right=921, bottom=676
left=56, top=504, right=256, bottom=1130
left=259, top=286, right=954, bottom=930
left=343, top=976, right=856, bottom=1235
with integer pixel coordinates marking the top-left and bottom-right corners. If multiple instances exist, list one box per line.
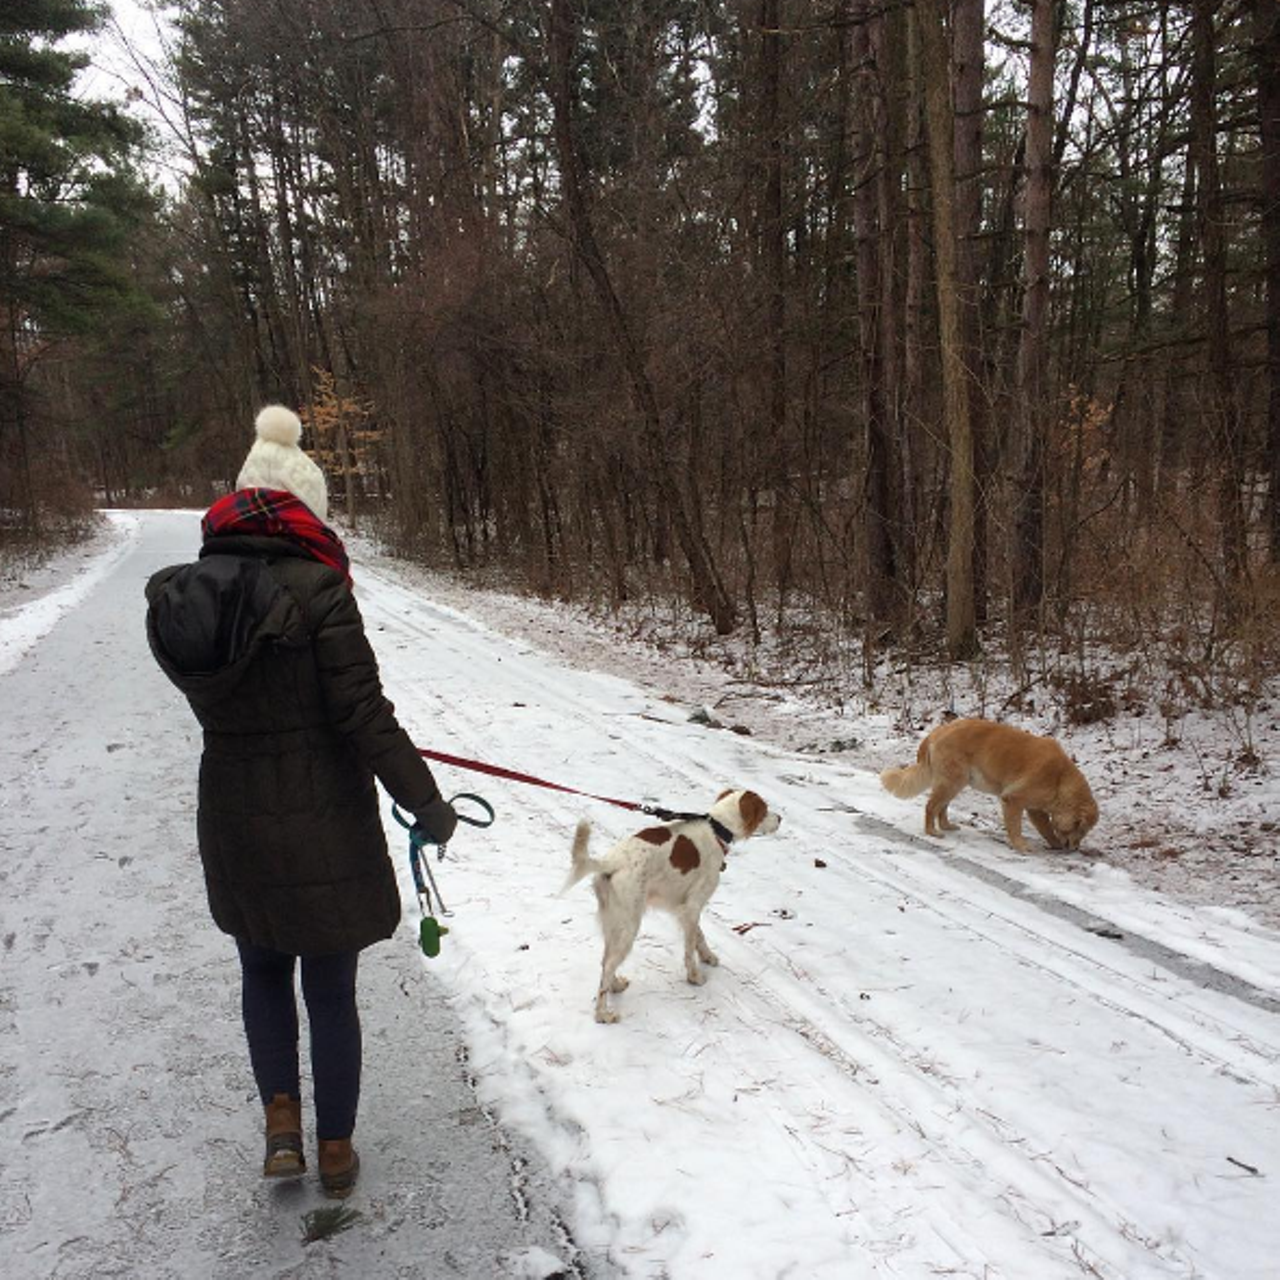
left=76, top=1, right=186, bottom=184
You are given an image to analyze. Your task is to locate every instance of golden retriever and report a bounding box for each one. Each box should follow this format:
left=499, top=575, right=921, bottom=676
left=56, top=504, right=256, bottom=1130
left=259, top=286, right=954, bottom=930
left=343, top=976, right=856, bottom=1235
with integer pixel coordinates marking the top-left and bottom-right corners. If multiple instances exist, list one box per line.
left=564, top=790, right=782, bottom=1023
left=880, top=718, right=1098, bottom=852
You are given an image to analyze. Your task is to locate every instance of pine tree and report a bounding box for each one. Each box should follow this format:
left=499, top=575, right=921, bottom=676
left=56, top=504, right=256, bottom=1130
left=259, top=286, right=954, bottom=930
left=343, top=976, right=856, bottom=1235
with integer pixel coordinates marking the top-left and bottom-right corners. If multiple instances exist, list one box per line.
left=0, top=0, right=151, bottom=531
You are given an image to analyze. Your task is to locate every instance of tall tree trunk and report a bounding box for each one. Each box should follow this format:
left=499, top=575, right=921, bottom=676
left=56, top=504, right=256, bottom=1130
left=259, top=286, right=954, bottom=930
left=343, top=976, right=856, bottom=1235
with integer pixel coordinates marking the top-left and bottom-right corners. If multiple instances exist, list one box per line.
left=1255, top=0, right=1280, bottom=562
left=953, top=0, right=987, bottom=623
left=853, top=0, right=895, bottom=622
left=1, top=304, right=36, bottom=532
left=875, top=2, right=907, bottom=604
left=918, top=0, right=976, bottom=656
left=337, top=415, right=358, bottom=527
left=1013, top=0, right=1055, bottom=624
left=0, top=168, right=36, bottom=529
left=1162, top=133, right=1200, bottom=479
left=547, top=0, right=736, bottom=634
left=760, top=0, right=793, bottom=618
left=1191, top=0, right=1248, bottom=606
left=901, top=10, right=930, bottom=593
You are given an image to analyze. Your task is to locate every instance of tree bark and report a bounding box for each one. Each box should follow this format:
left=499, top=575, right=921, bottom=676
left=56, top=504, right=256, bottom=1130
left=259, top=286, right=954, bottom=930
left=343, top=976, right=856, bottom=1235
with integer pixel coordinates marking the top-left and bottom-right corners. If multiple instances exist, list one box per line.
left=853, top=0, right=895, bottom=622
left=953, top=0, right=987, bottom=623
left=901, top=8, right=930, bottom=592
left=1191, top=0, right=1248, bottom=605
left=760, top=0, right=794, bottom=617
left=918, top=0, right=977, bottom=656
left=1013, top=0, right=1055, bottom=624
left=1255, top=0, right=1280, bottom=561
left=875, top=2, right=907, bottom=606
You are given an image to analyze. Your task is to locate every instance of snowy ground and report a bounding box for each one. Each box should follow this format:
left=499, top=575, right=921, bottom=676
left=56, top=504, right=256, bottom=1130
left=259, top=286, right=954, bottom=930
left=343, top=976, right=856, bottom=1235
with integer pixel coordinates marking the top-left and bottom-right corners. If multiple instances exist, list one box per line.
left=346, top=536, right=1278, bottom=937
left=3, top=510, right=1279, bottom=1279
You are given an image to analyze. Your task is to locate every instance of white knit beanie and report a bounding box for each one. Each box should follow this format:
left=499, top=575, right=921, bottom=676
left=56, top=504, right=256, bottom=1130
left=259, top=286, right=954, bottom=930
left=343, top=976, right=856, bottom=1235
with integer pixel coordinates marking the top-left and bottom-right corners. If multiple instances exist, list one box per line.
left=235, top=405, right=329, bottom=522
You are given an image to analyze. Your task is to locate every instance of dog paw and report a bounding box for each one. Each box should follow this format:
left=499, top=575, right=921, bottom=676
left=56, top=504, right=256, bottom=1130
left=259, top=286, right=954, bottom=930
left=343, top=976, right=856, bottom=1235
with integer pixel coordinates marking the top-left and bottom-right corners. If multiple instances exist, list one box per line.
left=595, top=1006, right=619, bottom=1024
left=609, top=975, right=630, bottom=993
left=701, top=951, right=720, bottom=967
left=687, top=970, right=707, bottom=986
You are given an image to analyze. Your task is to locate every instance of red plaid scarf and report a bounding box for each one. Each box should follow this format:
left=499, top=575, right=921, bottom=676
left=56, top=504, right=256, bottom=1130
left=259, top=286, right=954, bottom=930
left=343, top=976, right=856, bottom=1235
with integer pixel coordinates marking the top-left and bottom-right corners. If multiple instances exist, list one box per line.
left=202, top=488, right=352, bottom=586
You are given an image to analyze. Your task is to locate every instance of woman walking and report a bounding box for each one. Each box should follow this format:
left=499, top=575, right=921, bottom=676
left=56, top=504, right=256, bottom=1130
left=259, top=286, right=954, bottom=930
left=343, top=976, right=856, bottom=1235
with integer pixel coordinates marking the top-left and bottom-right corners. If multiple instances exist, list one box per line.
left=145, top=406, right=457, bottom=1197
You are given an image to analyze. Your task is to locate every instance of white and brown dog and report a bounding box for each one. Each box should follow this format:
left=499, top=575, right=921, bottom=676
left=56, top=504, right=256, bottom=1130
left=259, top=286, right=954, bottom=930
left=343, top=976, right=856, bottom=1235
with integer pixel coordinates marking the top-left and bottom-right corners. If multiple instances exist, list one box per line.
left=564, top=789, right=782, bottom=1023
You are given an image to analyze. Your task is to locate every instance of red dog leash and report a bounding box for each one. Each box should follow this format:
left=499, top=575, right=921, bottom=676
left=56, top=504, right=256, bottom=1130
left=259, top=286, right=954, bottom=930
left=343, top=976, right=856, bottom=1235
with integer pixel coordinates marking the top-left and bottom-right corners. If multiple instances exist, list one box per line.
left=417, top=746, right=703, bottom=823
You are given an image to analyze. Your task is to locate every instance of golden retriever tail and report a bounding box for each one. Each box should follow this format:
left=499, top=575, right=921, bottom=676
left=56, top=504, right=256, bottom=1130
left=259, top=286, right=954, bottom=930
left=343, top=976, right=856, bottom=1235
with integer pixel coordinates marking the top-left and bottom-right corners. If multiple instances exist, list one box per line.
left=562, top=819, right=601, bottom=893
left=880, top=739, right=934, bottom=799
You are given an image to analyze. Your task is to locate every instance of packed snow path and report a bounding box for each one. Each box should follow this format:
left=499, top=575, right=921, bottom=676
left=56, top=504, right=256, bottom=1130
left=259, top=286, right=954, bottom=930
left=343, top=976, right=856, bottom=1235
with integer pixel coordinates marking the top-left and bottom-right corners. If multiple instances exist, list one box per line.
left=3, top=510, right=1279, bottom=1278
left=0, top=512, right=586, bottom=1279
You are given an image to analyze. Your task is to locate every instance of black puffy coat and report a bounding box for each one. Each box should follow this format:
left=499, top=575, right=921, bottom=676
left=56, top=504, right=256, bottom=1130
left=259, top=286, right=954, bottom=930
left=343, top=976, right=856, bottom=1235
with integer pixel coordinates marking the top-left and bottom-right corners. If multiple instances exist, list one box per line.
left=146, top=533, right=441, bottom=955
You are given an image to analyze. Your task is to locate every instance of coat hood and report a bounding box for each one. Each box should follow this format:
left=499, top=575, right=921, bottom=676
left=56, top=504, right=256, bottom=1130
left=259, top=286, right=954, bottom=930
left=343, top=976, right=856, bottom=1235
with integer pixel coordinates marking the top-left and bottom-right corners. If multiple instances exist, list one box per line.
left=146, top=555, right=303, bottom=708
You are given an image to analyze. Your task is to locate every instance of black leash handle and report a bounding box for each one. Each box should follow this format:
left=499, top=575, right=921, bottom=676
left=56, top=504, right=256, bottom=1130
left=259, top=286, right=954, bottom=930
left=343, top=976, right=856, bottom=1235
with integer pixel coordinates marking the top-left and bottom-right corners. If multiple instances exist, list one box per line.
left=391, top=794, right=495, bottom=842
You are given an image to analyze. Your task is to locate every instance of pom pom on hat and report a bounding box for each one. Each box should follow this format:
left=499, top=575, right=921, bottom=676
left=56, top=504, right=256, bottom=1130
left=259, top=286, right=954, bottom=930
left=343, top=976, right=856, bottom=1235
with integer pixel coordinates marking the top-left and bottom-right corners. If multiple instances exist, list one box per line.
left=236, top=404, right=329, bottom=521
left=254, top=405, right=303, bottom=448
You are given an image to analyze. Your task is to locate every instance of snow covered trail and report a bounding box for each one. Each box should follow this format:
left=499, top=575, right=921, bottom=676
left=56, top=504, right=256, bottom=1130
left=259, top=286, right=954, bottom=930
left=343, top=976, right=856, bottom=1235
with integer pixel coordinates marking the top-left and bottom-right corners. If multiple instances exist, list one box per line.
left=356, top=551, right=1280, bottom=1279
left=0, top=512, right=591, bottom=1280
left=3, top=509, right=1279, bottom=1280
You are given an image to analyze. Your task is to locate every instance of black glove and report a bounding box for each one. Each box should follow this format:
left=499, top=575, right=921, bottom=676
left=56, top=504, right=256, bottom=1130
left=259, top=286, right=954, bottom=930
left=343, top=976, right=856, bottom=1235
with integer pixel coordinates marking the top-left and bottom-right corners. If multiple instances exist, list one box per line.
left=414, top=795, right=458, bottom=846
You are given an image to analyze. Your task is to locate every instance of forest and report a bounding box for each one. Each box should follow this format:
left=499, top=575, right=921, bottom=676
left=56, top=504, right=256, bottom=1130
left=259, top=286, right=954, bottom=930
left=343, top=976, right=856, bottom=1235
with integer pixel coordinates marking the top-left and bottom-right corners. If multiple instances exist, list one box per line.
left=2, top=0, right=1278, bottom=701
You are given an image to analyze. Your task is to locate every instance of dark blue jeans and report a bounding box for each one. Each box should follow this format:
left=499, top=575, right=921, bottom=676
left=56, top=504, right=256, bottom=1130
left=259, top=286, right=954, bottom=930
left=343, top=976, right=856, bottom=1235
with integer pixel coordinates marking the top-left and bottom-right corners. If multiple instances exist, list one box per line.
left=235, top=939, right=362, bottom=1141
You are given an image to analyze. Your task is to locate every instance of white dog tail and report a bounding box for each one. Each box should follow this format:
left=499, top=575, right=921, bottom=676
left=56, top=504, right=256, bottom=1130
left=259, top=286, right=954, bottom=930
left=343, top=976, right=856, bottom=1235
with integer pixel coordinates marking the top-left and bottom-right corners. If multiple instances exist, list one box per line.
left=562, top=819, right=599, bottom=893
left=879, top=763, right=931, bottom=798
left=880, top=736, right=935, bottom=799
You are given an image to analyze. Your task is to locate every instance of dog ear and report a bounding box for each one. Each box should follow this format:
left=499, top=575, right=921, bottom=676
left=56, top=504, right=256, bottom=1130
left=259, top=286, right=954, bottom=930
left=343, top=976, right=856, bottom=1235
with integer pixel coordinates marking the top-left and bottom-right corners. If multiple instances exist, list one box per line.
left=738, top=791, right=768, bottom=834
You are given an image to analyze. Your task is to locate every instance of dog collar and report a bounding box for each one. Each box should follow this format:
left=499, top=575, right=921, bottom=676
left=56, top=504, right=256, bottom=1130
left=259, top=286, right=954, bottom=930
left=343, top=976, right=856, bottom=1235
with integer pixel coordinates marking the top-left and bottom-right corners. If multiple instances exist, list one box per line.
left=708, top=816, right=735, bottom=849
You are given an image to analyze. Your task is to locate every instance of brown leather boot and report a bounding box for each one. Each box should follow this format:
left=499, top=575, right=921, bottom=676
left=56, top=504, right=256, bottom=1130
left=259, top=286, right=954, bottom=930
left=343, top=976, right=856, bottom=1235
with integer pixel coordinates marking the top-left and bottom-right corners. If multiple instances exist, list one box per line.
left=318, top=1138, right=360, bottom=1198
left=263, top=1094, right=305, bottom=1178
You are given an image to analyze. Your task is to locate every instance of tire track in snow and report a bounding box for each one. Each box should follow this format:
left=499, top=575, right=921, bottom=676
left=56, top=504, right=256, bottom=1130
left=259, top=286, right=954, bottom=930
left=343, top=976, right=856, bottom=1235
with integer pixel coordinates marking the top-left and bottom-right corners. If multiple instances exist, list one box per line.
left=790, top=805, right=1280, bottom=1088
left=853, top=810, right=1280, bottom=1014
